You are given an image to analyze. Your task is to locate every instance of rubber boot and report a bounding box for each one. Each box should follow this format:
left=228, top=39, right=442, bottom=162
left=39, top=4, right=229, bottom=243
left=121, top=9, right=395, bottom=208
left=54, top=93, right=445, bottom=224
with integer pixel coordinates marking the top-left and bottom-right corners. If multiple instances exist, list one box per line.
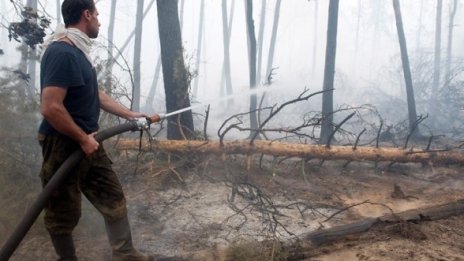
left=49, top=233, right=78, bottom=261
left=105, top=216, right=154, bottom=261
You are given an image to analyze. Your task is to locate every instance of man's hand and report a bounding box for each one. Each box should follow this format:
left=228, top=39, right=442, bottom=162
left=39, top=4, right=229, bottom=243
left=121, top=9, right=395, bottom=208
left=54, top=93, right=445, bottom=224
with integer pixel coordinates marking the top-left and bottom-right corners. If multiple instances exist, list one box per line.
left=41, top=86, right=95, bottom=151
left=79, top=132, right=99, bottom=155
left=148, top=114, right=161, bottom=123
left=125, top=111, right=148, bottom=121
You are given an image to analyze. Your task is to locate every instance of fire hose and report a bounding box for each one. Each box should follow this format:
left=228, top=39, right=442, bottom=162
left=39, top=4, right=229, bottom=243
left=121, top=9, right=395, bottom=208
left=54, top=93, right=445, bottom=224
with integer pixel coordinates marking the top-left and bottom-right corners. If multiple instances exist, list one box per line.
left=0, top=114, right=162, bottom=260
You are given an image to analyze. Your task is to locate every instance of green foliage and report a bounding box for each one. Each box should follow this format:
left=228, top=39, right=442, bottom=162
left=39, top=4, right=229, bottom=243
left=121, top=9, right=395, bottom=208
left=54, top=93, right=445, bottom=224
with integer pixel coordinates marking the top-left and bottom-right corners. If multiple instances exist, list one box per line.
left=8, top=6, right=50, bottom=49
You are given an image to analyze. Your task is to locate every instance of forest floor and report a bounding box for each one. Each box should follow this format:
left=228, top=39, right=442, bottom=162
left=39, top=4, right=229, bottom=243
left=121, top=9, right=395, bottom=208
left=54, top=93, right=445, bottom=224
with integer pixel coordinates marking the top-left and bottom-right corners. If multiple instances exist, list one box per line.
left=4, top=144, right=464, bottom=261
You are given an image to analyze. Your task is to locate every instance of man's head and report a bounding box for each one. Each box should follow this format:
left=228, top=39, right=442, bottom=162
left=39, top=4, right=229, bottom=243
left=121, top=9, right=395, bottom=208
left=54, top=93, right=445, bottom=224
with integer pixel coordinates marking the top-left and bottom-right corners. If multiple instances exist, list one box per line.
left=62, top=0, right=100, bottom=38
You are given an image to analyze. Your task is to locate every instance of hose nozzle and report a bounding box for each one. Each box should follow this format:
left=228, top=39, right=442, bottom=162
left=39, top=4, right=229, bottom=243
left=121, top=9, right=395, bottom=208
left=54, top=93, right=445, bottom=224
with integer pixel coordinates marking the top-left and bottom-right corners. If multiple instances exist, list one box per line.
left=147, top=113, right=164, bottom=123
left=135, top=114, right=165, bottom=130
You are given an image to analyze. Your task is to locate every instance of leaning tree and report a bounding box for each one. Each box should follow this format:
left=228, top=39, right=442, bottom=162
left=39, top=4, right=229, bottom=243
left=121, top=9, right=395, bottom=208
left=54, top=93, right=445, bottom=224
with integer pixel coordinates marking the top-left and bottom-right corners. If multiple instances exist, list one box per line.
left=392, top=0, right=420, bottom=137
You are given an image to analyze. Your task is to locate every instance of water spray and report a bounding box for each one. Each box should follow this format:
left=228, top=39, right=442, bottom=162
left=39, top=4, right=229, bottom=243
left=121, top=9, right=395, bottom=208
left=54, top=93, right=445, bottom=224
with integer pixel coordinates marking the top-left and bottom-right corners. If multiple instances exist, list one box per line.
left=158, top=84, right=287, bottom=120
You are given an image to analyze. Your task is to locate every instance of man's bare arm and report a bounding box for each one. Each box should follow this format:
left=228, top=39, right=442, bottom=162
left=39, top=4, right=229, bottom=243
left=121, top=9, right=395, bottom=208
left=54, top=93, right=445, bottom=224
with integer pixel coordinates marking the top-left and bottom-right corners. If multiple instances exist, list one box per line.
left=41, top=86, right=99, bottom=155
left=98, top=90, right=147, bottom=120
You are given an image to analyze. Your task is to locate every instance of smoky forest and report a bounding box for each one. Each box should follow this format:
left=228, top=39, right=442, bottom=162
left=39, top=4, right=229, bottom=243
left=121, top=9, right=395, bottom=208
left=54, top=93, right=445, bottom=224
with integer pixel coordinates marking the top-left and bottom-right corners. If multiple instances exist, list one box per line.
left=1, top=0, right=464, bottom=260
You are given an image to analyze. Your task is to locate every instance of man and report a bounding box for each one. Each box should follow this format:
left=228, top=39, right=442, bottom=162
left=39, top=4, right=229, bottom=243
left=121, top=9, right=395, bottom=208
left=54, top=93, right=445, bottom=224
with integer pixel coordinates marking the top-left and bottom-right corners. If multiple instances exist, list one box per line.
left=39, top=0, right=154, bottom=260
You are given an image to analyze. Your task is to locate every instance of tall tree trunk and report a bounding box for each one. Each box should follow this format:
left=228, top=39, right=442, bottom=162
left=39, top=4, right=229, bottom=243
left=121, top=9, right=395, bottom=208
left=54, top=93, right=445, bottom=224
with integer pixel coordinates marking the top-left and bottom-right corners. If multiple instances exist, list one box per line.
left=25, top=0, right=37, bottom=103
left=220, top=0, right=234, bottom=103
left=256, top=0, right=267, bottom=85
left=429, top=0, right=443, bottom=125
left=369, top=1, right=385, bottom=79
left=179, top=0, right=185, bottom=32
left=132, top=0, right=144, bottom=112
left=245, top=0, right=259, bottom=138
left=354, top=0, right=361, bottom=53
left=264, top=0, right=282, bottom=85
left=192, top=0, right=205, bottom=97
left=311, top=0, right=318, bottom=77
left=56, top=0, right=61, bottom=23
left=26, top=51, right=36, bottom=102
left=113, top=0, right=155, bottom=61
left=18, top=48, right=28, bottom=100
left=354, top=0, right=361, bottom=79
left=0, top=0, right=5, bottom=53
left=319, top=0, right=339, bottom=144
left=392, top=0, right=420, bottom=137
left=105, top=0, right=117, bottom=93
left=144, top=0, right=164, bottom=111
left=145, top=57, right=162, bottom=111
left=201, top=26, right=207, bottom=95
left=220, top=0, right=235, bottom=99
left=416, top=0, right=424, bottom=52
left=445, top=0, right=458, bottom=88
left=157, top=0, right=194, bottom=140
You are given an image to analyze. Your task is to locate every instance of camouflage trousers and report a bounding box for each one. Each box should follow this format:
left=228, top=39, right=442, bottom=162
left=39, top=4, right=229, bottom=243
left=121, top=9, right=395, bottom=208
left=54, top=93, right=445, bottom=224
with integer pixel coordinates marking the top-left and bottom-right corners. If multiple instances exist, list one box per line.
left=39, top=134, right=127, bottom=235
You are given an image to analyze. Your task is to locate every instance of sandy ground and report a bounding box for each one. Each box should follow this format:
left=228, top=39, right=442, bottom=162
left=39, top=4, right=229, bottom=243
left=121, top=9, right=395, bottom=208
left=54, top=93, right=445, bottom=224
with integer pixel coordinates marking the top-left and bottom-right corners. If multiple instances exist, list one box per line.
left=3, top=152, right=464, bottom=260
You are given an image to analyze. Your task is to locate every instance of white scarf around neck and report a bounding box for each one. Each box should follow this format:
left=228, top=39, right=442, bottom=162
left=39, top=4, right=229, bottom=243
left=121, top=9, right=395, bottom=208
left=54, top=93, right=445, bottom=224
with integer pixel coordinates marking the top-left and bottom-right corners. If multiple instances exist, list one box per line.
left=41, top=24, right=94, bottom=66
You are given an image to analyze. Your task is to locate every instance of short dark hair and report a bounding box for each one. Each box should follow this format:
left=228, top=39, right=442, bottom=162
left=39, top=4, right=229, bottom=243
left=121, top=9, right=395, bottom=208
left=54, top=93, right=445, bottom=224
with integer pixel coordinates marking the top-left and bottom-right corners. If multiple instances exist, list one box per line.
left=61, top=0, right=96, bottom=26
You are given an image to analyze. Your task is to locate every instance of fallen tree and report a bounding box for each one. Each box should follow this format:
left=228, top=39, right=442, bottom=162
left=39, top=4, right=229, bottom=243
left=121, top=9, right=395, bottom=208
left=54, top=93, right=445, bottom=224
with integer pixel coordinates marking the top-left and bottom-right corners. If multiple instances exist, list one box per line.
left=304, top=199, right=464, bottom=245
left=116, top=90, right=464, bottom=165
left=115, top=139, right=464, bottom=165
left=288, top=199, right=464, bottom=260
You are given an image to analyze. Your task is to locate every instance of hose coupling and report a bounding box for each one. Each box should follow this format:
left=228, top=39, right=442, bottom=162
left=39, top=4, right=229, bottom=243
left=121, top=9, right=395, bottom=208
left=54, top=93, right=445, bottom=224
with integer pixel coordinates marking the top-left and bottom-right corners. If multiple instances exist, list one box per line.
left=135, top=117, right=150, bottom=130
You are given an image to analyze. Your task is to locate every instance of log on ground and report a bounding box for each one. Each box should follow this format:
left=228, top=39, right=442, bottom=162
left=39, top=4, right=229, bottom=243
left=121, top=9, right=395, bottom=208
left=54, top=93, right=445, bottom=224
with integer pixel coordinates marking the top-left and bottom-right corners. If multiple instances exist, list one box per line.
left=115, top=139, right=464, bottom=165
left=302, top=199, right=464, bottom=246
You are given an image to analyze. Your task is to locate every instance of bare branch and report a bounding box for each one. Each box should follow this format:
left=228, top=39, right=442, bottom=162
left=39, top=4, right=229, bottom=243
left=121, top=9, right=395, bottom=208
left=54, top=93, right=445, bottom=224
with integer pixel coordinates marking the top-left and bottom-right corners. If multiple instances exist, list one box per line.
left=250, top=89, right=328, bottom=144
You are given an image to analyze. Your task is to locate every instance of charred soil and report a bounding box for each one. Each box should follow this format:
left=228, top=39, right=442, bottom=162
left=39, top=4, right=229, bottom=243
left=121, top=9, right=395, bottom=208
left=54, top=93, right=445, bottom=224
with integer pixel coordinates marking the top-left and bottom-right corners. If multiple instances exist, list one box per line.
left=3, top=150, right=464, bottom=260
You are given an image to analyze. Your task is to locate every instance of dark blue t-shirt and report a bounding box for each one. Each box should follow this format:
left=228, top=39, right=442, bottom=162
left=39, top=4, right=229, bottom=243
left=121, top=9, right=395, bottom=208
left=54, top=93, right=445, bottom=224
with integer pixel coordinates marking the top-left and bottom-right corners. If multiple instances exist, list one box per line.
left=39, top=41, right=100, bottom=135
